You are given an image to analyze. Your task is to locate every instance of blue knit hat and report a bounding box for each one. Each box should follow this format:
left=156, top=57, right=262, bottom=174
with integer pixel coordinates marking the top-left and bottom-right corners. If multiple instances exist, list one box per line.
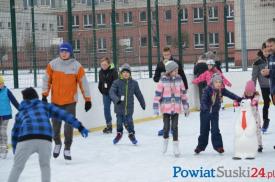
left=59, top=42, right=73, bottom=55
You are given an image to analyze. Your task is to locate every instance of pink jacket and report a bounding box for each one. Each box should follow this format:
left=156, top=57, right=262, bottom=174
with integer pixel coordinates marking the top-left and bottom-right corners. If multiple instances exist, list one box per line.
left=192, top=68, right=232, bottom=87
left=153, top=75, right=188, bottom=114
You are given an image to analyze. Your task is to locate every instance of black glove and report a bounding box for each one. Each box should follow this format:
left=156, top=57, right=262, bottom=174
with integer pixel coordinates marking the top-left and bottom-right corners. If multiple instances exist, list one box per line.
left=117, top=100, right=122, bottom=105
left=42, top=95, right=48, bottom=103
left=142, top=105, right=146, bottom=110
left=85, top=101, right=92, bottom=112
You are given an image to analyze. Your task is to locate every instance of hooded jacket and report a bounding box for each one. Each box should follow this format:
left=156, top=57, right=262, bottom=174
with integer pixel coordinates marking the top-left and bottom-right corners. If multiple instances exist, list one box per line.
left=98, top=63, right=118, bottom=95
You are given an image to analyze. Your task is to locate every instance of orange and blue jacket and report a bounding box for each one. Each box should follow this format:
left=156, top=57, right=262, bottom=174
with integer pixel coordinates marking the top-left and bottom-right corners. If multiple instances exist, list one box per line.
left=42, top=57, right=91, bottom=105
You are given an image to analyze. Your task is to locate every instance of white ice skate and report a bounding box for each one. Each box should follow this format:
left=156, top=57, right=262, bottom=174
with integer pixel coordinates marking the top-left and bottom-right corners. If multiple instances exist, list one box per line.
left=162, top=138, right=169, bottom=154
left=173, top=141, right=180, bottom=158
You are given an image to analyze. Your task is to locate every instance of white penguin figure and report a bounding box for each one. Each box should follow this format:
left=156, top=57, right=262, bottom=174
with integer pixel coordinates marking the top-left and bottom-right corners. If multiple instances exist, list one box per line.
left=233, top=99, right=258, bottom=160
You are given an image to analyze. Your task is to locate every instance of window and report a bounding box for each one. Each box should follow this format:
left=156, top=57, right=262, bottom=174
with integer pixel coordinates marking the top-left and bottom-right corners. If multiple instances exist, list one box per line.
left=152, top=11, right=156, bottom=21
left=208, top=6, right=218, bottom=21
left=42, top=23, right=47, bottom=31
left=194, top=33, right=204, bottom=49
left=84, top=14, right=92, bottom=28
left=25, top=22, right=30, bottom=30
left=124, top=12, right=133, bottom=24
left=57, top=15, right=64, bottom=30
left=0, top=22, right=3, bottom=29
left=180, top=8, right=188, bottom=23
left=72, top=15, right=79, bottom=28
left=98, top=38, right=107, bottom=53
left=165, top=10, right=172, bottom=20
left=97, top=13, right=106, bottom=26
left=34, top=23, right=38, bottom=30
left=209, top=33, right=219, bottom=48
left=125, top=37, right=133, bottom=52
left=49, top=24, right=54, bottom=31
left=193, top=7, right=203, bottom=22
left=110, top=13, right=119, bottom=24
left=8, top=22, right=11, bottom=29
left=17, top=22, right=22, bottom=30
left=140, top=37, right=147, bottom=47
left=73, top=40, right=80, bottom=53
left=41, top=0, right=50, bottom=6
left=227, top=32, right=234, bottom=47
left=153, top=36, right=158, bottom=47
left=226, top=4, right=234, bottom=20
left=166, top=35, right=172, bottom=46
left=140, top=11, right=147, bottom=22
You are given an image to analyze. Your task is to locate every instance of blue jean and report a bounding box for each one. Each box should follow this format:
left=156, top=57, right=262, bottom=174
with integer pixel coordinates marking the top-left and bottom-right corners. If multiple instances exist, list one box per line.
left=116, top=114, right=135, bottom=134
left=197, top=111, right=223, bottom=150
left=103, top=94, right=112, bottom=125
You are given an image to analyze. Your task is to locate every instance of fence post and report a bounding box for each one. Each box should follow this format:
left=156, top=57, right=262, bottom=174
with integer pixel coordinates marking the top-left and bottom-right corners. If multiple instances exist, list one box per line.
left=155, top=0, right=161, bottom=63
left=177, top=0, right=183, bottom=65
left=111, top=0, right=118, bottom=68
left=240, top=0, right=248, bottom=71
left=10, top=0, right=19, bottom=88
left=147, top=0, right=153, bottom=78
left=223, top=0, right=229, bottom=72
left=67, top=0, right=73, bottom=44
left=203, top=0, right=208, bottom=52
left=30, top=0, right=37, bottom=87
left=92, top=0, right=98, bottom=82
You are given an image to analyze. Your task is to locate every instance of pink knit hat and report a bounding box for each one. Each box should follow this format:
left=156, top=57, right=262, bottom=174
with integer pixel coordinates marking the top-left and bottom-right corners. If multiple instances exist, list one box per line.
left=245, top=80, right=256, bottom=93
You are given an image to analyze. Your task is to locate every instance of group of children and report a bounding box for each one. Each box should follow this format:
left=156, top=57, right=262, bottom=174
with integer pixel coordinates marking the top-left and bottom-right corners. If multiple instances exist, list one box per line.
left=0, top=41, right=274, bottom=181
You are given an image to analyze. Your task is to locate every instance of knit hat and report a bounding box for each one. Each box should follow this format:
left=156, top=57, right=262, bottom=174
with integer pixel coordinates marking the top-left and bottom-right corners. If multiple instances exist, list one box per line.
left=120, top=63, right=131, bottom=74
left=211, top=73, right=223, bottom=85
left=0, top=75, right=4, bottom=84
left=22, top=87, right=39, bottom=100
left=59, top=42, right=73, bottom=55
left=206, top=59, right=216, bottom=65
left=245, top=80, right=256, bottom=93
left=205, top=51, right=217, bottom=60
left=165, top=61, right=178, bottom=74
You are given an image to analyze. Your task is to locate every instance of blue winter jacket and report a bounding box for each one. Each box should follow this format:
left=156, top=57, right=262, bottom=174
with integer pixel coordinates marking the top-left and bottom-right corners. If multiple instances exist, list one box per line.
left=0, top=86, right=19, bottom=120
left=109, top=77, right=145, bottom=115
left=12, top=99, right=83, bottom=152
left=268, top=53, right=275, bottom=94
left=200, top=86, right=242, bottom=113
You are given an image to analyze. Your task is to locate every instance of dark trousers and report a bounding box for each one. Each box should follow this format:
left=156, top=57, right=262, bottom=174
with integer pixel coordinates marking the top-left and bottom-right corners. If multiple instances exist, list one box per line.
left=197, top=111, right=223, bottom=150
left=116, top=114, right=135, bottom=134
left=103, top=94, right=112, bottom=125
left=52, top=103, right=76, bottom=150
left=261, top=88, right=271, bottom=121
left=163, top=113, right=179, bottom=141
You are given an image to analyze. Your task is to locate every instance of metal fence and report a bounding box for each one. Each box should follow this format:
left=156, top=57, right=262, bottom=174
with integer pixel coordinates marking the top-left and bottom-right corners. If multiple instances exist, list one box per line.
left=0, top=0, right=274, bottom=88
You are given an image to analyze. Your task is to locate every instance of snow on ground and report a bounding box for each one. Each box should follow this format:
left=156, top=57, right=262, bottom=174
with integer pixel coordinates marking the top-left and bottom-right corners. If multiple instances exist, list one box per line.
left=0, top=106, right=275, bottom=182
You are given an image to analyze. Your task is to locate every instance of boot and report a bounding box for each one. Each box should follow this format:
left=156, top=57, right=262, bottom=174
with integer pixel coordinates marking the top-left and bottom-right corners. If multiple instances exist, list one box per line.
left=128, top=133, right=138, bottom=145
left=103, top=124, right=112, bottom=134
left=173, top=141, right=180, bottom=157
left=64, top=149, right=72, bottom=160
left=258, top=145, right=263, bottom=153
left=53, top=144, right=62, bottom=158
left=113, top=132, right=123, bottom=144
left=162, top=138, right=169, bottom=154
left=215, top=147, right=224, bottom=154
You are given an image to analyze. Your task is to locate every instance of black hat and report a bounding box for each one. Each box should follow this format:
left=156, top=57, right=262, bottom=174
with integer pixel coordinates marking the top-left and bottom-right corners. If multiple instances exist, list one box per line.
left=22, top=87, right=39, bottom=100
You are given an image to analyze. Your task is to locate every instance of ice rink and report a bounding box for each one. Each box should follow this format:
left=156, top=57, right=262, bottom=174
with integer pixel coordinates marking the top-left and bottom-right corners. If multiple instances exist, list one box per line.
left=1, top=106, right=275, bottom=182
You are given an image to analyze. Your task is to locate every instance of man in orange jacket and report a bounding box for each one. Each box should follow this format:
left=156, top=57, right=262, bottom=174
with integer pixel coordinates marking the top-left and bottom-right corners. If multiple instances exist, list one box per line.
left=42, top=42, right=91, bottom=160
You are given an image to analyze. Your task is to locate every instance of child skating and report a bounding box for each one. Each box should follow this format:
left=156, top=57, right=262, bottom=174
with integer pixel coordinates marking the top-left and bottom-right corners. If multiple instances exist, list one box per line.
left=109, top=63, right=146, bottom=145
left=0, top=75, right=19, bottom=159
left=8, top=87, right=89, bottom=182
left=153, top=61, right=189, bottom=157
left=194, top=74, right=242, bottom=154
